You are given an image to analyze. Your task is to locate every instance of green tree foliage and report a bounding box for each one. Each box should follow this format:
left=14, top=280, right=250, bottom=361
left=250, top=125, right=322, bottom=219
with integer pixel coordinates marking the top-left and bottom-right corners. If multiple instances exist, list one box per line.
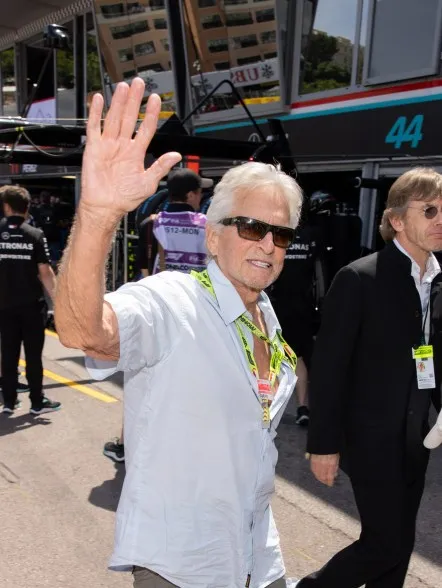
left=0, top=48, right=15, bottom=82
left=57, top=50, right=75, bottom=89
left=301, top=30, right=351, bottom=93
left=87, top=36, right=102, bottom=92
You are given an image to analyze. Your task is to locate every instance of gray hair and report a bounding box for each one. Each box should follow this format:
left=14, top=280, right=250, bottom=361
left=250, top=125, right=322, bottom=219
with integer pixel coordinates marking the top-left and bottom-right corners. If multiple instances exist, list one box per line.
left=206, top=162, right=303, bottom=232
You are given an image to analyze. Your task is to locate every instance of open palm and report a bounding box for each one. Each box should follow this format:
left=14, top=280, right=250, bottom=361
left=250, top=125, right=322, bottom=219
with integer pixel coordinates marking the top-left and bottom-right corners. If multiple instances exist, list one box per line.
left=81, top=78, right=181, bottom=215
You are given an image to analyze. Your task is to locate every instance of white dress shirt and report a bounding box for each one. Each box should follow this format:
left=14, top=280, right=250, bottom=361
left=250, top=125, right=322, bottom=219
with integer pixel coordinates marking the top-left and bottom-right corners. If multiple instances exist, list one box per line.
left=393, top=239, right=441, bottom=342
left=86, top=260, right=297, bottom=588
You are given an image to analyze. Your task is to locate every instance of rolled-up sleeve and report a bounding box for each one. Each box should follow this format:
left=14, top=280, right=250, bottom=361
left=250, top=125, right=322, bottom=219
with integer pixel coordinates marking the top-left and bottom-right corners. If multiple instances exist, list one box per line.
left=86, top=280, right=180, bottom=379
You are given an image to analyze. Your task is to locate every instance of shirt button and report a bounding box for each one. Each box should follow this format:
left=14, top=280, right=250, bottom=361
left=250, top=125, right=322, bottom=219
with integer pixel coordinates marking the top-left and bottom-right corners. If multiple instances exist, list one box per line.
left=415, top=311, right=420, bottom=318
left=408, top=410, right=414, bottom=415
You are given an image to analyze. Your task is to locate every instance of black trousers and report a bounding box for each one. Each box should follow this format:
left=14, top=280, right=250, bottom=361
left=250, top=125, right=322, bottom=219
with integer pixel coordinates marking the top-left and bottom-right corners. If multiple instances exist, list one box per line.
left=0, top=302, right=47, bottom=409
left=297, top=472, right=426, bottom=588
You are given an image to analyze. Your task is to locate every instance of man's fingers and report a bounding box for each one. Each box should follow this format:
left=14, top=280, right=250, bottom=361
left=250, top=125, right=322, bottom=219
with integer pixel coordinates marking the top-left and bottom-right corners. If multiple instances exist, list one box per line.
left=135, top=93, right=162, bottom=154
left=120, top=77, right=145, bottom=140
left=87, top=93, right=104, bottom=142
left=102, top=82, right=129, bottom=140
left=310, top=456, right=339, bottom=487
left=313, top=466, right=336, bottom=487
left=144, top=152, right=182, bottom=195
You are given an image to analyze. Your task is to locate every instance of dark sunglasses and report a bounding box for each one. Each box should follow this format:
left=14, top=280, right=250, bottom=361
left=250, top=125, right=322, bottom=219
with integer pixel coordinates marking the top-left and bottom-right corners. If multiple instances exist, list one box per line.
left=408, top=204, right=442, bottom=220
left=220, top=216, right=295, bottom=249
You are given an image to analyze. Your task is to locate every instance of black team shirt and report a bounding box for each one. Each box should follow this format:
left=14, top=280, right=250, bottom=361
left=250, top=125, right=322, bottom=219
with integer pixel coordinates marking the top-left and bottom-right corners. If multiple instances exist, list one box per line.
left=0, top=215, right=51, bottom=310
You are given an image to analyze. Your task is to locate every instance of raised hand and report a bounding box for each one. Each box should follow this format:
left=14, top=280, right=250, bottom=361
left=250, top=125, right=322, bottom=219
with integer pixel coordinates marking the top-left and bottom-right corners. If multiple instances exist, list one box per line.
left=81, top=78, right=182, bottom=216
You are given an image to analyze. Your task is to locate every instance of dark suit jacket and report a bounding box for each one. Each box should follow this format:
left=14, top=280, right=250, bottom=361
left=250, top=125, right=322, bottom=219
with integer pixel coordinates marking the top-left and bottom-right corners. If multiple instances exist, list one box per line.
left=307, top=242, right=442, bottom=483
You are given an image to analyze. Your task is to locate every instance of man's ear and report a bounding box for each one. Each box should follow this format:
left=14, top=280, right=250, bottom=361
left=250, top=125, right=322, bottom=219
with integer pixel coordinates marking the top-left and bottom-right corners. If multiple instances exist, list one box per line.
left=206, top=224, right=219, bottom=258
left=389, top=211, right=404, bottom=233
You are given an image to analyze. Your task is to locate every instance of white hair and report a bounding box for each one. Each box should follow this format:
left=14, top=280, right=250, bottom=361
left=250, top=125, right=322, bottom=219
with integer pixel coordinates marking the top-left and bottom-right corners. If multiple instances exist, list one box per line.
left=206, top=162, right=303, bottom=231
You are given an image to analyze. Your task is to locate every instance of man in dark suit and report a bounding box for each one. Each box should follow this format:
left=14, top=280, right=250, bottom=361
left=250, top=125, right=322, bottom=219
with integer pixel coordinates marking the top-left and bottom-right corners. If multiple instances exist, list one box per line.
left=297, top=168, right=442, bottom=588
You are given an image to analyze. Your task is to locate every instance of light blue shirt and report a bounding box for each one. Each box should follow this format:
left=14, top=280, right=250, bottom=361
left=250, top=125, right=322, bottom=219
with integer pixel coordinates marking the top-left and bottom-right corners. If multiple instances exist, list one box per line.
left=86, top=260, right=297, bottom=588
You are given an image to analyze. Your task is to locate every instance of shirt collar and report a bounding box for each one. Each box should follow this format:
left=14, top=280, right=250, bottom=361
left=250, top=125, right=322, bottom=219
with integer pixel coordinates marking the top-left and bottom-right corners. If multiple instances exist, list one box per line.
left=164, top=203, right=194, bottom=213
left=6, top=215, right=25, bottom=226
left=206, top=260, right=281, bottom=337
left=393, top=238, right=441, bottom=283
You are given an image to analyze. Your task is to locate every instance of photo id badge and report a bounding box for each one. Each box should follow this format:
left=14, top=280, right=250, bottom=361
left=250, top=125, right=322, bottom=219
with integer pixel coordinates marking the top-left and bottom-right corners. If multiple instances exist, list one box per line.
left=258, top=379, right=272, bottom=429
left=412, top=345, right=436, bottom=389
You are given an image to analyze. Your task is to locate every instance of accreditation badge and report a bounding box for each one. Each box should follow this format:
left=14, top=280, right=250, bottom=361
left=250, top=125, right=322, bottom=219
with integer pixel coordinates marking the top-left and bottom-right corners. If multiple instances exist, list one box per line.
left=412, top=345, right=436, bottom=389
left=258, top=379, right=272, bottom=429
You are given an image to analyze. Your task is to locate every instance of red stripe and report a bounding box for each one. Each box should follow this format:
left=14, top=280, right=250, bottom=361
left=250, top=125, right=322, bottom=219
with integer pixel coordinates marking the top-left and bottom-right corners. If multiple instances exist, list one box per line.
left=290, top=79, right=442, bottom=109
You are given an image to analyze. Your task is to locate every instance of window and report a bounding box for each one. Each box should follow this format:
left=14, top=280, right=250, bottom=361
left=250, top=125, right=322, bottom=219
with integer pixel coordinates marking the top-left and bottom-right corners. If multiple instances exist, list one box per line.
left=111, top=25, right=131, bottom=40
left=202, top=14, right=224, bottom=29
left=183, top=0, right=282, bottom=114
left=148, top=0, right=165, bottom=9
left=208, top=38, right=229, bottom=53
left=85, top=16, right=103, bottom=115
left=2, top=48, right=17, bottom=117
left=101, top=3, right=125, bottom=18
left=264, top=51, right=277, bottom=59
left=357, top=0, right=369, bottom=84
left=133, top=20, right=150, bottom=35
left=56, top=20, right=75, bottom=121
left=135, top=41, right=156, bottom=56
left=364, top=0, right=442, bottom=84
left=102, top=2, right=145, bottom=17
left=118, top=48, right=134, bottom=62
left=127, top=2, right=145, bottom=15
left=299, top=0, right=357, bottom=95
left=160, top=38, right=169, bottom=51
left=237, top=55, right=261, bottom=65
left=214, top=61, right=230, bottom=70
left=256, top=8, right=275, bottom=23
left=123, top=69, right=136, bottom=80
left=232, top=34, right=258, bottom=49
left=138, top=62, right=164, bottom=72
left=260, top=30, right=276, bottom=44
left=226, top=12, right=253, bottom=26
left=154, top=18, right=167, bottom=29
left=111, top=21, right=149, bottom=40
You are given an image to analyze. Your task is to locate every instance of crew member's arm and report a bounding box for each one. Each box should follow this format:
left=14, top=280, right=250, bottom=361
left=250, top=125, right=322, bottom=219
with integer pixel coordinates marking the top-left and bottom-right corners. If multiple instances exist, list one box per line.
left=38, top=263, right=57, bottom=300
left=35, top=232, right=57, bottom=300
left=54, top=79, right=181, bottom=360
left=307, top=266, right=362, bottom=486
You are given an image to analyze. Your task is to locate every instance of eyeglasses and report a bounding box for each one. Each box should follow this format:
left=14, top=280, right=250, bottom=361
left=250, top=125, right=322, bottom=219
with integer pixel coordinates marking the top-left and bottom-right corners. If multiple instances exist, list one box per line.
left=220, top=216, right=295, bottom=249
left=407, top=205, right=442, bottom=220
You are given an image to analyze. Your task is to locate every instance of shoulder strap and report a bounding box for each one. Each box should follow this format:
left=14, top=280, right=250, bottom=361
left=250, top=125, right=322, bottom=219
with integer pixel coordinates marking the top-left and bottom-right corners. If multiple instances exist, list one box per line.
left=146, top=214, right=158, bottom=275
left=158, top=243, right=166, bottom=272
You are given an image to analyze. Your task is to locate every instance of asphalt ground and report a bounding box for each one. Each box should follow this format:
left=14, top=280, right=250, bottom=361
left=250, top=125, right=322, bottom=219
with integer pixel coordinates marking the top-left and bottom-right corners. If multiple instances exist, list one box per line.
left=1, top=332, right=441, bottom=587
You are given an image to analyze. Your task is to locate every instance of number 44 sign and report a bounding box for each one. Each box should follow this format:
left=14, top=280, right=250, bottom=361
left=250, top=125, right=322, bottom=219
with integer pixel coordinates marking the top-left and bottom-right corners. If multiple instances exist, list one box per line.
left=385, top=114, right=424, bottom=149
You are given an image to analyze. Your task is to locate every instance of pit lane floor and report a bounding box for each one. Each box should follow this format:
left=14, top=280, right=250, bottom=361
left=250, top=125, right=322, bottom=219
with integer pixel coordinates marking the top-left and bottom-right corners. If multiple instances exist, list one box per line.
left=0, top=332, right=441, bottom=587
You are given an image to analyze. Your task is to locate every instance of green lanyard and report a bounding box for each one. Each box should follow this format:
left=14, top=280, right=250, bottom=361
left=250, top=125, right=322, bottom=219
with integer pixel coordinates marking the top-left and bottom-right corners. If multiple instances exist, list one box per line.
left=191, top=269, right=297, bottom=382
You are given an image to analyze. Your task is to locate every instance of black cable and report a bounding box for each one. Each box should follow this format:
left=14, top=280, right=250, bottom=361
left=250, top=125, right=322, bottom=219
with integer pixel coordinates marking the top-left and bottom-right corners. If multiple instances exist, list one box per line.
left=21, top=131, right=85, bottom=158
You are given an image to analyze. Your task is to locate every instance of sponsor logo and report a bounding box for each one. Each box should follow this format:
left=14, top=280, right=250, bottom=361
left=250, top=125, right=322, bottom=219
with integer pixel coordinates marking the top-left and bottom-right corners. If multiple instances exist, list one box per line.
left=166, top=253, right=183, bottom=261
left=0, top=242, right=34, bottom=250
left=0, top=254, right=32, bottom=260
left=1, top=232, right=9, bottom=240
left=289, top=243, right=309, bottom=251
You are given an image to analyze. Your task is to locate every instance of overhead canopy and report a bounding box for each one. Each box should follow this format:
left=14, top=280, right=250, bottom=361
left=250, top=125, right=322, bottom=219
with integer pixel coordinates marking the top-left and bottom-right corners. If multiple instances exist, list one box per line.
left=0, top=0, right=86, bottom=46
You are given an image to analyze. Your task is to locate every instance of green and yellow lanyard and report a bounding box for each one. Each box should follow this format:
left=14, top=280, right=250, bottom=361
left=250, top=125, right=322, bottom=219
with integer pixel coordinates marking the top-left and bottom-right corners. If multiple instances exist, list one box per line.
left=192, top=270, right=297, bottom=428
